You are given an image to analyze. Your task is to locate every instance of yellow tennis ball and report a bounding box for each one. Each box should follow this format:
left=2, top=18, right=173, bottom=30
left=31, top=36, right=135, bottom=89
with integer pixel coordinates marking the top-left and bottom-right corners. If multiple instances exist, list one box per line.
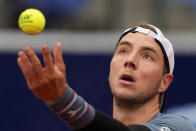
left=18, top=8, right=46, bottom=35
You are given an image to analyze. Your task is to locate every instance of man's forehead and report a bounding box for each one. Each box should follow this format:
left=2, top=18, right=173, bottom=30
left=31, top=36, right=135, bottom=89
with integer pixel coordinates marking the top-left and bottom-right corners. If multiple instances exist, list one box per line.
left=119, top=32, right=154, bottom=42
left=117, top=32, right=159, bottom=49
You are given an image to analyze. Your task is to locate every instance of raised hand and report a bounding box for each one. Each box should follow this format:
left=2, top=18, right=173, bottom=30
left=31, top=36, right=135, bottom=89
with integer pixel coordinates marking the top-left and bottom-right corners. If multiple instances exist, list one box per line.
left=17, top=42, right=67, bottom=104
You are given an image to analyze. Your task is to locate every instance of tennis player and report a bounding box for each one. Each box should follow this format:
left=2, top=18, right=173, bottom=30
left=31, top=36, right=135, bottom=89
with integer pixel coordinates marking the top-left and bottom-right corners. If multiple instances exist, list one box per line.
left=17, top=22, right=196, bottom=131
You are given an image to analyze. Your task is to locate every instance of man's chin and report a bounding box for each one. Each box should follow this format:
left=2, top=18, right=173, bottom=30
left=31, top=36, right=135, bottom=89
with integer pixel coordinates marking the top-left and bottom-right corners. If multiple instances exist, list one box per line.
left=112, top=90, right=153, bottom=109
left=112, top=91, right=137, bottom=103
left=113, top=93, right=136, bottom=103
left=112, top=89, right=136, bottom=100
left=113, top=94, right=143, bottom=109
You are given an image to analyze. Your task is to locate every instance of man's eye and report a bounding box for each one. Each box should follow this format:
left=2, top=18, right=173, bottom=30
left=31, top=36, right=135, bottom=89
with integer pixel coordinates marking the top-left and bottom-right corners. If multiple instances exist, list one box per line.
left=143, top=55, right=153, bottom=60
left=119, top=49, right=127, bottom=54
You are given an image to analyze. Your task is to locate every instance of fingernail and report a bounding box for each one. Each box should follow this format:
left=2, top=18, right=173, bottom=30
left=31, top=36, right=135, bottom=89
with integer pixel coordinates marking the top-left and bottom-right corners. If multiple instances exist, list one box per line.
left=57, top=42, right=61, bottom=46
left=18, top=51, right=24, bottom=56
left=25, top=46, right=31, bottom=52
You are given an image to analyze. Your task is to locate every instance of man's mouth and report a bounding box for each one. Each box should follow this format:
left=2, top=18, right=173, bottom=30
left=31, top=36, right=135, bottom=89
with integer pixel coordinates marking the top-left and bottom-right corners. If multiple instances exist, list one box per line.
left=120, top=74, right=135, bottom=83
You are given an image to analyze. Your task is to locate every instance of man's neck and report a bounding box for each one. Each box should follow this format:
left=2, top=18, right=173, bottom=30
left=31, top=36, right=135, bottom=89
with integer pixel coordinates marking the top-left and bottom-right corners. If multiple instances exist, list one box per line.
left=112, top=98, right=160, bottom=125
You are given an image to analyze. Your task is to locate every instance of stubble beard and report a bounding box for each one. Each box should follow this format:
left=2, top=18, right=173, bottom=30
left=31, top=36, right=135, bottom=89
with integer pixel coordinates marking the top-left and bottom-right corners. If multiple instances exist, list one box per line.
left=111, top=80, right=161, bottom=110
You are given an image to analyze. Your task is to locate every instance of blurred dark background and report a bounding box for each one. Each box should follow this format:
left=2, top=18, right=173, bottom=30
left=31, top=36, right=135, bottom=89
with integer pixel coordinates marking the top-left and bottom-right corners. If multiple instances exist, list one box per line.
left=0, top=0, right=195, bottom=130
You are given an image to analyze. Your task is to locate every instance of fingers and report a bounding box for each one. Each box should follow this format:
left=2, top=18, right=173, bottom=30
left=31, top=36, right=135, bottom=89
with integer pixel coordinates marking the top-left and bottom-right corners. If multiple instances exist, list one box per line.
left=18, top=44, right=67, bottom=103
left=24, top=46, right=44, bottom=80
left=54, top=42, right=66, bottom=73
left=42, top=44, right=54, bottom=73
left=17, top=51, right=37, bottom=90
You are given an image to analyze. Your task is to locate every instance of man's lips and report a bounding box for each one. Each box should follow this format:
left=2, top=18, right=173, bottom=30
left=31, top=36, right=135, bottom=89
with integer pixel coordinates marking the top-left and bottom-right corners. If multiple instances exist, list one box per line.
left=119, top=74, right=136, bottom=85
left=120, top=74, right=135, bottom=82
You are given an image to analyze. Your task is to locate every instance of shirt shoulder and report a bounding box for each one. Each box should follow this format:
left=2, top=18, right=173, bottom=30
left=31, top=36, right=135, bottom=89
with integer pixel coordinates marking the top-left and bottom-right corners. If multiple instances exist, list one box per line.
left=144, top=113, right=196, bottom=131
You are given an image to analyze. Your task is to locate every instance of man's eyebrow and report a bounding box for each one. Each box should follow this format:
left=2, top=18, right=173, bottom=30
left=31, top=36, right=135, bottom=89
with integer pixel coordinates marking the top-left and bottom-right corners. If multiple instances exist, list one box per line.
left=141, top=46, right=158, bottom=55
left=117, top=41, right=133, bottom=47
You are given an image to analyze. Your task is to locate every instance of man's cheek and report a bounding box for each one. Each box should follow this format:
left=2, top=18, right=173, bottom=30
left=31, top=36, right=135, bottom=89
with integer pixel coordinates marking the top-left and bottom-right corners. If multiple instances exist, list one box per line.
left=140, top=69, right=161, bottom=82
left=110, top=65, right=118, bottom=77
left=111, top=60, right=121, bottom=71
left=109, top=66, right=118, bottom=83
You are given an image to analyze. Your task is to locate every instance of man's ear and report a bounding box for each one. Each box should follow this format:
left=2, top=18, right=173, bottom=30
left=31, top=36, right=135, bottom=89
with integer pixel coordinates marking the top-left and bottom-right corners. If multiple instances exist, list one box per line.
left=159, top=74, right=173, bottom=93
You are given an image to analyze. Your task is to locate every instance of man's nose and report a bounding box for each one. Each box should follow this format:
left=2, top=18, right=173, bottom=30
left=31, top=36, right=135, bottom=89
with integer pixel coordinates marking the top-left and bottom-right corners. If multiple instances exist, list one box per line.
left=124, top=54, right=137, bottom=70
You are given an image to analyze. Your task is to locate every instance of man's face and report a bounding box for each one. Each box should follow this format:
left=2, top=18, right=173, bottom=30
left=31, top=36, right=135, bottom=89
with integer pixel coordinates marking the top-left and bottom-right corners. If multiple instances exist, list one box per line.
left=109, top=32, right=165, bottom=106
